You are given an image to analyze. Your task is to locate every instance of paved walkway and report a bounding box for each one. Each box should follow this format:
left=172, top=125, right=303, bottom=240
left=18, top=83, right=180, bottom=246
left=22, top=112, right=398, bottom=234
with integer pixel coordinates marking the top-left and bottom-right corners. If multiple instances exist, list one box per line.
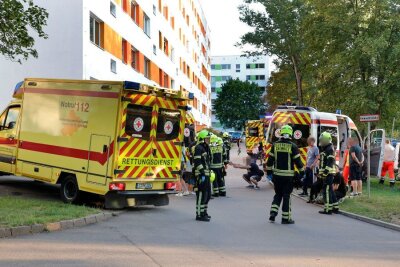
left=0, top=144, right=399, bottom=266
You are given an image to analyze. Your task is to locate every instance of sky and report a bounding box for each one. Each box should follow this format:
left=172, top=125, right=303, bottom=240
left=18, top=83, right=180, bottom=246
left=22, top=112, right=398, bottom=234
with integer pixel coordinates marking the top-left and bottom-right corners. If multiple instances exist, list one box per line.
left=201, top=0, right=253, bottom=56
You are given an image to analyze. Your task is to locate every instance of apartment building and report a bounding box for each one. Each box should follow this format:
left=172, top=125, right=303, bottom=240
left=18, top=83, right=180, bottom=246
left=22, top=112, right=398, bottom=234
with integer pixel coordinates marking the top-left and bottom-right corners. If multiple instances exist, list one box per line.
left=210, top=55, right=270, bottom=130
left=0, top=0, right=212, bottom=127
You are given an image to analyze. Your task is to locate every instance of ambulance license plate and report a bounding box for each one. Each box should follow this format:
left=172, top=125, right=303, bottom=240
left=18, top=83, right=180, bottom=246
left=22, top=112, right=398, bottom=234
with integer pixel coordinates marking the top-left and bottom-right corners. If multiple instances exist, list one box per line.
left=136, top=183, right=153, bottom=189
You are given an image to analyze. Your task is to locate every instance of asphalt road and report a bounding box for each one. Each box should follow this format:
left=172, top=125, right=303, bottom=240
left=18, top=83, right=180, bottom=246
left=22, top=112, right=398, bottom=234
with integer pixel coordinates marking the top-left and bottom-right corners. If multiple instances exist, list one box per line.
left=1, top=144, right=400, bottom=267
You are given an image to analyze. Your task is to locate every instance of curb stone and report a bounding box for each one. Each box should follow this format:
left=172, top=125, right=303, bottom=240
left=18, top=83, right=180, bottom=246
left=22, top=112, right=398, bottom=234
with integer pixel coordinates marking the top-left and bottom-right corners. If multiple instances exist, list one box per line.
left=31, top=224, right=45, bottom=234
left=0, top=212, right=116, bottom=239
left=11, top=226, right=31, bottom=236
left=292, top=193, right=400, bottom=232
left=45, top=222, right=61, bottom=232
left=60, top=220, right=74, bottom=230
left=0, top=228, right=12, bottom=238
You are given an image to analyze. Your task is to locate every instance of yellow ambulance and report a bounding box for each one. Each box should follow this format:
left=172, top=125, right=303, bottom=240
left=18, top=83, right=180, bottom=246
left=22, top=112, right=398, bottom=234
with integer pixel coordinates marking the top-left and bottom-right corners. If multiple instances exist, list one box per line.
left=0, top=78, right=192, bottom=209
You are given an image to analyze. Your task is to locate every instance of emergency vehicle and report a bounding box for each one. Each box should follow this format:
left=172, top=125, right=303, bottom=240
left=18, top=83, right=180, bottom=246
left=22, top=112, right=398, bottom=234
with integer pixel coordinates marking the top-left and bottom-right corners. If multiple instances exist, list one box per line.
left=0, top=78, right=192, bottom=209
left=245, top=120, right=265, bottom=152
left=264, top=106, right=362, bottom=169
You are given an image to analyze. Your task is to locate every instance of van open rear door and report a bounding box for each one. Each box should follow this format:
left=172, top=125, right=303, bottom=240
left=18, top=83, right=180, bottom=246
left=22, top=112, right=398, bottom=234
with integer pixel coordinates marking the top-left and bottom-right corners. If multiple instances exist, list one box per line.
left=152, top=98, right=183, bottom=180
left=116, top=94, right=156, bottom=181
left=367, top=129, right=385, bottom=177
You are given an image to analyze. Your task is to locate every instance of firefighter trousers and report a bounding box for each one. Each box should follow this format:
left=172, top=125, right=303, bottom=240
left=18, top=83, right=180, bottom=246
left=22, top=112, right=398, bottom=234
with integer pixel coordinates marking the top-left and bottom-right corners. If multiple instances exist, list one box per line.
left=212, top=168, right=226, bottom=196
left=322, top=175, right=338, bottom=212
left=270, top=175, right=293, bottom=220
left=196, top=175, right=211, bottom=217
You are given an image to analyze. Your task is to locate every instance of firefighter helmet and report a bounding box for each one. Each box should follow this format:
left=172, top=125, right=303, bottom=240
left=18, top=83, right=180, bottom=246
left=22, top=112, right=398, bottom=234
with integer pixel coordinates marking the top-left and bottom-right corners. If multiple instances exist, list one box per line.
left=280, top=125, right=293, bottom=137
left=197, top=130, right=210, bottom=141
left=319, top=131, right=332, bottom=146
left=222, top=132, right=230, bottom=138
left=210, top=134, right=218, bottom=144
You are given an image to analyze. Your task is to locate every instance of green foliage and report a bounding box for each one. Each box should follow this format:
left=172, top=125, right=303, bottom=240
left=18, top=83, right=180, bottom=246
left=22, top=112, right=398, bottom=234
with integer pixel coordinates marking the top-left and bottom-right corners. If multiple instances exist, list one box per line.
left=340, top=178, right=400, bottom=225
left=214, top=79, right=264, bottom=130
left=241, top=0, right=400, bottom=133
left=238, top=0, right=310, bottom=105
left=0, top=0, right=48, bottom=63
left=0, top=196, right=98, bottom=227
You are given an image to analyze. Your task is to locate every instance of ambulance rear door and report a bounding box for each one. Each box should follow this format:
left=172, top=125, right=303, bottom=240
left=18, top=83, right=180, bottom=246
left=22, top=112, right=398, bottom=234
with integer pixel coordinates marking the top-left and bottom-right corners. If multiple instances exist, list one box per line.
left=116, top=93, right=156, bottom=182
left=152, top=97, right=183, bottom=181
left=368, top=129, right=385, bottom=177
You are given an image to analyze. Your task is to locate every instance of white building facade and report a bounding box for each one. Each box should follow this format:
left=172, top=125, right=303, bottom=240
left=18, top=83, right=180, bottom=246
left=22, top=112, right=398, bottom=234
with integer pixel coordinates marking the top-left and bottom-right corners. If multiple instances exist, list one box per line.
left=211, top=55, right=270, bottom=130
left=0, top=0, right=212, bottom=127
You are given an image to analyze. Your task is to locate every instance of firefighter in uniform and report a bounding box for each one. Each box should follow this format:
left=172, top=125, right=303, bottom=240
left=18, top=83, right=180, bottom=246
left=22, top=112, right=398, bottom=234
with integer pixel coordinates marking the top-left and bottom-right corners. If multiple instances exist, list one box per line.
left=318, top=132, right=339, bottom=215
left=222, top=132, right=231, bottom=181
left=222, top=132, right=231, bottom=164
left=210, top=135, right=226, bottom=197
left=266, top=125, right=304, bottom=224
left=194, top=129, right=212, bottom=222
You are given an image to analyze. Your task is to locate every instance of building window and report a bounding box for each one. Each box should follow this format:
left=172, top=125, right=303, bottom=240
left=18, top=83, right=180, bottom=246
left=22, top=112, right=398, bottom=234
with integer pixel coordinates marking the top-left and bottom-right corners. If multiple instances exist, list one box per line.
left=170, top=47, right=175, bottom=62
left=110, top=59, right=117, bottom=73
left=131, top=1, right=138, bottom=23
left=246, top=63, right=265, bottom=69
left=131, top=46, right=138, bottom=70
left=246, top=75, right=265, bottom=81
left=122, top=39, right=127, bottom=64
left=211, top=64, right=216, bottom=70
left=163, top=72, right=169, bottom=88
left=144, top=13, right=151, bottom=37
left=110, top=2, right=116, bottom=17
left=89, top=15, right=102, bottom=47
left=222, top=64, right=231, bottom=70
left=163, top=37, right=169, bottom=56
left=153, top=4, right=157, bottom=15
left=171, top=79, right=175, bottom=89
left=144, top=57, right=150, bottom=78
left=153, top=44, right=157, bottom=55
left=211, top=87, right=216, bottom=93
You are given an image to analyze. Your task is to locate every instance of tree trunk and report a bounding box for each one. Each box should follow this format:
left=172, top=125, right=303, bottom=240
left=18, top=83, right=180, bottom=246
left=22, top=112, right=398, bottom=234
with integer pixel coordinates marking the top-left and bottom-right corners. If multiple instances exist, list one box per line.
left=291, top=56, right=303, bottom=106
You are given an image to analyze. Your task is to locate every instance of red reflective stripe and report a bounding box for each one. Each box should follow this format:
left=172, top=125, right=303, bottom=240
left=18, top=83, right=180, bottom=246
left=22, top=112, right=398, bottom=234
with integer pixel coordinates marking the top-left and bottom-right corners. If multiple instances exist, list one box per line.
left=312, top=119, right=338, bottom=126
left=24, top=88, right=119, bottom=99
left=19, top=141, right=114, bottom=165
left=0, top=137, right=17, bottom=146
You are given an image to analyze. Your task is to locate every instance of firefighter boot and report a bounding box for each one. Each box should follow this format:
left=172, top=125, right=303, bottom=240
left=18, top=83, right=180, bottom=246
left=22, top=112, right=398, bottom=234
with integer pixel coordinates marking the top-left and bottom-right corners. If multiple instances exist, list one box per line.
left=379, top=178, right=385, bottom=185
left=319, top=210, right=333, bottom=215
left=269, top=212, right=277, bottom=223
left=281, top=219, right=295, bottom=224
left=196, top=215, right=210, bottom=222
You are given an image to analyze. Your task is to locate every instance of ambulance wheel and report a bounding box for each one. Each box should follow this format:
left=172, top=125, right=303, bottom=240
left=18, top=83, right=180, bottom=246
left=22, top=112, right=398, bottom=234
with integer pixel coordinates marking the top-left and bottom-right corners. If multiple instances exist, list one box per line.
left=60, top=175, right=81, bottom=204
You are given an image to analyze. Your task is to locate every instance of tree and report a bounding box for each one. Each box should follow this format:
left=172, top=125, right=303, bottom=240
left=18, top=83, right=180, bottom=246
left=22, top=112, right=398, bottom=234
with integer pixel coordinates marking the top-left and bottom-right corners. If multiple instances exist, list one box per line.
left=0, top=0, right=48, bottom=63
left=214, top=79, right=264, bottom=130
left=242, top=0, right=400, bottom=131
left=238, top=0, right=309, bottom=105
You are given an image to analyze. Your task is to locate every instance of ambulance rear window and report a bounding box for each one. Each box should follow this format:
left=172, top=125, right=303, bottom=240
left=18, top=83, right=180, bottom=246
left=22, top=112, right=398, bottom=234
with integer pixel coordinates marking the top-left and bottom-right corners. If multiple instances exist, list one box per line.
left=268, top=122, right=310, bottom=148
left=125, top=104, right=152, bottom=140
left=157, top=109, right=181, bottom=141
left=248, top=127, right=259, bottom=137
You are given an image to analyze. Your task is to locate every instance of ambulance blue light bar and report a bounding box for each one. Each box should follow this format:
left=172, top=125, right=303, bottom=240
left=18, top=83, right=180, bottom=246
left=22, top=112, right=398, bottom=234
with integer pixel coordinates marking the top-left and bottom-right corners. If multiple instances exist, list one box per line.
left=123, top=81, right=141, bottom=90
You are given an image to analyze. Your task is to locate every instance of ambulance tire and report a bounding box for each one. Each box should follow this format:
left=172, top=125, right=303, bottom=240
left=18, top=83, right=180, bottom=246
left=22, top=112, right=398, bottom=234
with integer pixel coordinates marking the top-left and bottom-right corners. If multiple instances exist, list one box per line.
left=60, top=175, right=81, bottom=204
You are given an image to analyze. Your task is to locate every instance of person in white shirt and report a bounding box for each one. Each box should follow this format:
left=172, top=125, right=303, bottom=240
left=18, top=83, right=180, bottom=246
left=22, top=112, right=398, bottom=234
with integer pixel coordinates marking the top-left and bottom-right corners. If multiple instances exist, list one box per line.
left=380, top=139, right=396, bottom=187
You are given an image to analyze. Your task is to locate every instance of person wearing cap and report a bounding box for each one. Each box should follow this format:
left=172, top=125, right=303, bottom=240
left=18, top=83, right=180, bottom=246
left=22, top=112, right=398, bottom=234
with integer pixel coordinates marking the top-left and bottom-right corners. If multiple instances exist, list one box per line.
left=318, top=131, right=339, bottom=215
left=193, top=129, right=212, bottom=222
left=266, top=125, right=304, bottom=224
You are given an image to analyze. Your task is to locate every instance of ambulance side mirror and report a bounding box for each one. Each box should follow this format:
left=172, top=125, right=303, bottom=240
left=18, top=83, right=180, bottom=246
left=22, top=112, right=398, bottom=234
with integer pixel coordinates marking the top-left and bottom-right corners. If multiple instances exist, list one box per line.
left=8, top=122, right=16, bottom=130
